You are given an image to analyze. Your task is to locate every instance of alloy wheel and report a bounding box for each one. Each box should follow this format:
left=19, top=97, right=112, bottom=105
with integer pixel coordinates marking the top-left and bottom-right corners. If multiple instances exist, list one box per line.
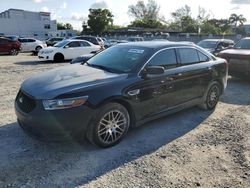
left=97, top=110, right=127, bottom=144
left=207, top=85, right=219, bottom=108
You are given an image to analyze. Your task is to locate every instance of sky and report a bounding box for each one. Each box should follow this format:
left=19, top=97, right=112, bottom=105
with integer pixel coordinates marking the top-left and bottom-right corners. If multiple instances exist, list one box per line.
left=1, top=0, right=250, bottom=30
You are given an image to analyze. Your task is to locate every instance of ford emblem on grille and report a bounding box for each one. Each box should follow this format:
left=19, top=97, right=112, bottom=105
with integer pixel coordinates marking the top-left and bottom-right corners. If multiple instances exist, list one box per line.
left=19, top=97, right=23, bottom=103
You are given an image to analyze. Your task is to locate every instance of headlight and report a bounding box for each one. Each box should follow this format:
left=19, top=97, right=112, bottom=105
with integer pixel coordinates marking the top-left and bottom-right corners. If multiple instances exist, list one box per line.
left=43, top=50, right=54, bottom=54
left=43, top=96, right=88, bottom=110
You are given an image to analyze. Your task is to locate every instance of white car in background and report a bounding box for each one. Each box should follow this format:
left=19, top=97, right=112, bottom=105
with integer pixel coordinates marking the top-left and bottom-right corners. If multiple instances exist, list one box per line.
left=18, top=38, right=47, bottom=53
left=38, top=39, right=101, bottom=62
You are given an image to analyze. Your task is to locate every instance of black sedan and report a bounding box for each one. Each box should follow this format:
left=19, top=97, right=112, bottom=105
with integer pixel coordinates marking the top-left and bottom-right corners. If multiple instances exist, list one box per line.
left=15, top=42, right=228, bottom=147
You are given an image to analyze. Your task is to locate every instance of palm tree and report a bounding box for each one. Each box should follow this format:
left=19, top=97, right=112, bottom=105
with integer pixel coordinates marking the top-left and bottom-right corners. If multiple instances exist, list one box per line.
left=229, top=14, right=247, bottom=32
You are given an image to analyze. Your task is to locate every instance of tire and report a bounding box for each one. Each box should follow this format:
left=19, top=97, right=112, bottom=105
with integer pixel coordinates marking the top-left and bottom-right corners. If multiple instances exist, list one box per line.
left=35, top=46, right=42, bottom=52
left=10, top=48, right=18, bottom=56
left=199, top=82, right=221, bottom=110
left=53, top=53, right=64, bottom=62
left=87, top=103, right=130, bottom=148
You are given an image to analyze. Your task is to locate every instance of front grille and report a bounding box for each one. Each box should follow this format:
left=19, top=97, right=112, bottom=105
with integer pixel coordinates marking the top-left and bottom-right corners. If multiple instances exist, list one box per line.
left=16, top=91, right=36, bottom=113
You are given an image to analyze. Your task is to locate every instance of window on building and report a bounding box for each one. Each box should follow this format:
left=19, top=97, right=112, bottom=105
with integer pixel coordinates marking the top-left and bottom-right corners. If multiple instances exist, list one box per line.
left=44, top=24, right=51, bottom=29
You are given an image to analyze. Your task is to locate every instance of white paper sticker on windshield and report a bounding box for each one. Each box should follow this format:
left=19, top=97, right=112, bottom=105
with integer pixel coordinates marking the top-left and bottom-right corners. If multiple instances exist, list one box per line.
left=128, top=49, right=144, bottom=54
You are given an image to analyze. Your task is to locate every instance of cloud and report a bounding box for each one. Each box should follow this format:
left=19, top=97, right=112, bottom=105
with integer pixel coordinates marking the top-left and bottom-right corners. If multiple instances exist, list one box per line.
left=231, top=0, right=250, bottom=4
left=32, top=0, right=48, bottom=3
left=90, top=0, right=108, bottom=9
left=60, top=2, right=67, bottom=9
left=41, top=6, right=49, bottom=12
left=71, top=12, right=87, bottom=21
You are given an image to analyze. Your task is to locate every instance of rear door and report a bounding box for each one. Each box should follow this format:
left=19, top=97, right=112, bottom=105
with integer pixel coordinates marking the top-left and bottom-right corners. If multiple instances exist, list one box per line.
left=64, top=41, right=81, bottom=59
left=27, top=39, right=36, bottom=51
left=79, top=41, right=97, bottom=54
left=0, top=38, right=10, bottom=53
left=175, top=48, right=212, bottom=104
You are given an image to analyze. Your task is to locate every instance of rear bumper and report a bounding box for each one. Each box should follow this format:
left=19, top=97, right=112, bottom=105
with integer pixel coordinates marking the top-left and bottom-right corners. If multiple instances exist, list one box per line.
left=15, top=99, right=96, bottom=141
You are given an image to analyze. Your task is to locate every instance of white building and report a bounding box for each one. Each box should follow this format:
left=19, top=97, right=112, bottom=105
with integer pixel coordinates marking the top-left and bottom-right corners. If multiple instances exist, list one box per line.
left=0, top=9, right=76, bottom=40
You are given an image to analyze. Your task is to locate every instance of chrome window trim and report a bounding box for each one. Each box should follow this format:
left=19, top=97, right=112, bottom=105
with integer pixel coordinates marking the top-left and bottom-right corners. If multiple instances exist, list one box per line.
left=137, top=45, right=212, bottom=77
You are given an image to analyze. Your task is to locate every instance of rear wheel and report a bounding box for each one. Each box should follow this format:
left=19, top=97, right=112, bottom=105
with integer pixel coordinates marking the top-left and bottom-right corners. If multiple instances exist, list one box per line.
left=53, top=53, right=64, bottom=62
left=87, top=103, right=130, bottom=148
left=10, top=48, right=18, bottom=56
left=35, top=46, right=42, bottom=52
left=199, top=82, right=220, bottom=110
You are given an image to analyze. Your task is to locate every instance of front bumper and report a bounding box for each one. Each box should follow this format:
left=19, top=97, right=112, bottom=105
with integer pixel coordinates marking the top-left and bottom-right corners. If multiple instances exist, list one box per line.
left=38, top=53, right=54, bottom=61
left=15, top=95, right=96, bottom=141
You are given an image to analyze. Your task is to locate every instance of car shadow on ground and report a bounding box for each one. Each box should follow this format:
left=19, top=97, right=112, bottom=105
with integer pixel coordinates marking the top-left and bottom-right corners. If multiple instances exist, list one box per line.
left=220, top=77, right=250, bottom=106
left=0, top=107, right=213, bottom=187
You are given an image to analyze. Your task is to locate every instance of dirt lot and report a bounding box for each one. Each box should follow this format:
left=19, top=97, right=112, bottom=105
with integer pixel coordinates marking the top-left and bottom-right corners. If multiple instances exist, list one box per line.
left=0, top=53, right=249, bottom=188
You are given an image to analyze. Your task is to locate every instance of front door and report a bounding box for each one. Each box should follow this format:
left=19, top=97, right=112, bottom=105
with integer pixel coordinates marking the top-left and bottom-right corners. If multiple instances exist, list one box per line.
left=126, top=48, right=179, bottom=120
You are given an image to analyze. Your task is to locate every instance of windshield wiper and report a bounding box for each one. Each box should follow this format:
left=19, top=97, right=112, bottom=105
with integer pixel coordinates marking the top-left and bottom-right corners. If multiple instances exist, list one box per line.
left=86, top=62, right=118, bottom=73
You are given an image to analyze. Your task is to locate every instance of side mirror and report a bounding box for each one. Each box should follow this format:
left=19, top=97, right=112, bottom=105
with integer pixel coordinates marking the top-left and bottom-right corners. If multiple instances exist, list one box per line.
left=64, top=45, right=69, bottom=49
left=141, top=66, right=165, bottom=78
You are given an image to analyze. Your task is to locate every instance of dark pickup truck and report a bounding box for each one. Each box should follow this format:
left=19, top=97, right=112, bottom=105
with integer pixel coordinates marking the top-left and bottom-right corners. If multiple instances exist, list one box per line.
left=219, top=37, right=250, bottom=79
left=15, top=42, right=228, bottom=147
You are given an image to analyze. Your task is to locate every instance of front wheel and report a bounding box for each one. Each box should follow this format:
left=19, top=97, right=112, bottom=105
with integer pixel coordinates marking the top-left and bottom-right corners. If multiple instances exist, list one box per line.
left=199, top=82, right=220, bottom=110
left=87, top=103, right=130, bottom=148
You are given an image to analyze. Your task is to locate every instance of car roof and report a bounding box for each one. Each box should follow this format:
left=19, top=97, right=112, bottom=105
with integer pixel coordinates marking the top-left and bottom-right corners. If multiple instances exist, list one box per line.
left=116, top=41, right=195, bottom=50
left=241, top=37, right=250, bottom=40
left=64, top=39, right=91, bottom=43
left=201, top=39, right=234, bottom=43
left=75, top=36, right=97, bottom=39
left=0, top=36, right=12, bottom=41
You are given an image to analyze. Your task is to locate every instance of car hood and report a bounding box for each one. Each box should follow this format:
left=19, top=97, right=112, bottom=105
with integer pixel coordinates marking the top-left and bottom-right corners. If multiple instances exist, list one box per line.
left=219, top=49, right=250, bottom=59
left=40, top=46, right=57, bottom=52
left=21, top=64, right=127, bottom=99
left=204, top=48, right=215, bottom=52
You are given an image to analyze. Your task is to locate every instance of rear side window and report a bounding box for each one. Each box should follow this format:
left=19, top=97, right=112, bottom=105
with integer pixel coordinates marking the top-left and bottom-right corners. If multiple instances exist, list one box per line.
left=197, top=51, right=210, bottom=62
left=80, top=41, right=91, bottom=47
left=0, top=39, right=8, bottom=44
left=148, top=49, right=177, bottom=69
left=178, top=48, right=199, bottom=65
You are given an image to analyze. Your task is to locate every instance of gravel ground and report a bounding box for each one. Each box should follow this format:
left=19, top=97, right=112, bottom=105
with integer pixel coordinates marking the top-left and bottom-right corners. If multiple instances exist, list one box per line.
left=0, top=53, right=249, bottom=188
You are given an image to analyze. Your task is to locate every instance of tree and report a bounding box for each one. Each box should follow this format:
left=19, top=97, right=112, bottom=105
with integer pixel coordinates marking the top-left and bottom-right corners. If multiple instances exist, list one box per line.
left=57, top=22, right=73, bottom=30
left=229, top=14, right=246, bottom=32
left=128, top=0, right=166, bottom=28
left=229, top=14, right=246, bottom=27
left=57, top=23, right=65, bottom=30
left=64, top=23, right=73, bottom=30
left=169, top=5, right=197, bottom=33
left=87, top=8, right=113, bottom=35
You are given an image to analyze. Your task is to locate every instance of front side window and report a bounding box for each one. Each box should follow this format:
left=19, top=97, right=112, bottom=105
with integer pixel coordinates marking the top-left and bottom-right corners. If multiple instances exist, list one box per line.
left=197, top=40, right=218, bottom=49
left=148, top=49, right=177, bottom=69
left=54, top=40, right=69, bottom=47
left=68, top=41, right=80, bottom=48
left=178, top=48, right=199, bottom=65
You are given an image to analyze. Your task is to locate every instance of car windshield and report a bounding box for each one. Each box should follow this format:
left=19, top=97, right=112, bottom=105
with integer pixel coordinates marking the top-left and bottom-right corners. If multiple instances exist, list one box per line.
left=54, top=40, right=69, bottom=47
left=197, top=41, right=218, bottom=49
left=234, top=39, right=250, bottom=49
left=87, top=45, right=151, bottom=73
